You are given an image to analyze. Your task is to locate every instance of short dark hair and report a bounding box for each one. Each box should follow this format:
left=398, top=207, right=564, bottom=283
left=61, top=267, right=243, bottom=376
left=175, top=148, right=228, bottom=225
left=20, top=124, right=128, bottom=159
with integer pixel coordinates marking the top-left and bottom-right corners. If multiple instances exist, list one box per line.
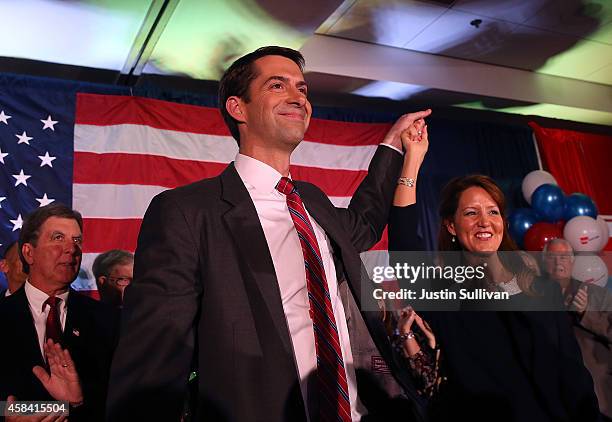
left=1, top=240, right=18, bottom=260
left=18, top=203, right=83, bottom=274
left=92, top=249, right=134, bottom=288
left=218, top=46, right=305, bottom=144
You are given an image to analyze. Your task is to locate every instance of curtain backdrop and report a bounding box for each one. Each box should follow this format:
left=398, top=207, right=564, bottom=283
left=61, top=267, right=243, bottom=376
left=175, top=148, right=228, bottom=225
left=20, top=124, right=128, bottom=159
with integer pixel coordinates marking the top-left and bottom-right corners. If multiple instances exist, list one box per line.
left=530, top=122, right=612, bottom=251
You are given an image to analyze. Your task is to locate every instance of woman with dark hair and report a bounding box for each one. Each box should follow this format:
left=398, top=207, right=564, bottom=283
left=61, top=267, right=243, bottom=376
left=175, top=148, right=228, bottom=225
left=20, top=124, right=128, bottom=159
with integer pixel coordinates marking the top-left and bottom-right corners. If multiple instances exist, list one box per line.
left=390, top=170, right=600, bottom=420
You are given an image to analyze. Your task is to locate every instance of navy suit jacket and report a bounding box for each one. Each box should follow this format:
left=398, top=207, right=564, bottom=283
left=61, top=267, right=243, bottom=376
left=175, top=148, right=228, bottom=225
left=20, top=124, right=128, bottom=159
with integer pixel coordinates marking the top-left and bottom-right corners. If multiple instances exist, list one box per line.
left=0, top=287, right=118, bottom=421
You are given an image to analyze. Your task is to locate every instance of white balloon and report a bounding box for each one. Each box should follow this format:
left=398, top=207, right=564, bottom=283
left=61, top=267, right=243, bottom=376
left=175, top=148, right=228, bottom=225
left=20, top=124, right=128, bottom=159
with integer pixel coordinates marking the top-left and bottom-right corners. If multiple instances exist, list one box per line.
left=522, top=170, right=557, bottom=205
left=596, top=215, right=610, bottom=251
left=572, top=255, right=608, bottom=287
left=563, top=216, right=603, bottom=252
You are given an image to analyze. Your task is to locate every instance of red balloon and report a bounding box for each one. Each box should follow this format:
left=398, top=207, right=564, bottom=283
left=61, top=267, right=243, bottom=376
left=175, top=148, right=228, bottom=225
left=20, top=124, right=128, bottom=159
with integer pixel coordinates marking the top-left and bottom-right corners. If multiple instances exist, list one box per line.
left=523, top=222, right=564, bottom=251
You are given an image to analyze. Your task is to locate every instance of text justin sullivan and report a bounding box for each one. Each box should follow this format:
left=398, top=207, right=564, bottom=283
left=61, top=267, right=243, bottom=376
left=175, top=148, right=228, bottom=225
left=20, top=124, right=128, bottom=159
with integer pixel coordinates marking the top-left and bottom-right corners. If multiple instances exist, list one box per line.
left=373, top=288, right=509, bottom=301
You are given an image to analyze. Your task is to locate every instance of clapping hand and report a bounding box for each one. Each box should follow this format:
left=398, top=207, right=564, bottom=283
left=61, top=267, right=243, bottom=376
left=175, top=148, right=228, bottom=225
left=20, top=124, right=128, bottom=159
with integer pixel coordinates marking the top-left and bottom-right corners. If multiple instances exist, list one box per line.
left=571, top=285, right=589, bottom=314
left=32, top=340, right=83, bottom=405
left=397, top=307, right=436, bottom=357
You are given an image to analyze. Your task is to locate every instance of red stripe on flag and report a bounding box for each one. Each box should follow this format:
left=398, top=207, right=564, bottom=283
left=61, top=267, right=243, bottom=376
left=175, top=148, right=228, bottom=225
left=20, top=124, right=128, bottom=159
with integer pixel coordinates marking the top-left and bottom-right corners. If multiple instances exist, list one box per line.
left=305, top=118, right=391, bottom=146
left=82, top=217, right=387, bottom=254
left=74, top=152, right=368, bottom=197
left=290, top=165, right=367, bottom=197
left=75, top=93, right=391, bottom=146
left=74, top=152, right=229, bottom=188
left=371, top=227, right=389, bottom=251
left=76, top=93, right=230, bottom=135
left=82, top=218, right=141, bottom=253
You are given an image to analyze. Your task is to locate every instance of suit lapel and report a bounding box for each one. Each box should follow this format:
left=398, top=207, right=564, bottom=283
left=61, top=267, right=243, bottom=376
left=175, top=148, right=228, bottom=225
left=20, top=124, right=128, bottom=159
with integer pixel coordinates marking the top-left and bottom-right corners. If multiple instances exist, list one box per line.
left=220, top=164, right=294, bottom=354
left=64, top=290, right=84, bottom=347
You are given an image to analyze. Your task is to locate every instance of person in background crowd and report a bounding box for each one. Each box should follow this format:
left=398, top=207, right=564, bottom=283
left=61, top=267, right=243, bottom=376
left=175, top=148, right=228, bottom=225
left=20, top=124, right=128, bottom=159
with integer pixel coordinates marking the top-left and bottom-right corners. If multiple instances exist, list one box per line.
left=0, top=203, right=118, bottom=422
left=543, top=238, right=612, bottom=421
left=390, top=175, right=600, bottom=421
left=107, top=45, right=433, bottom=422
left=0, top=241, right=27, bottom=298
left=92, top=249, right=134, bottom=308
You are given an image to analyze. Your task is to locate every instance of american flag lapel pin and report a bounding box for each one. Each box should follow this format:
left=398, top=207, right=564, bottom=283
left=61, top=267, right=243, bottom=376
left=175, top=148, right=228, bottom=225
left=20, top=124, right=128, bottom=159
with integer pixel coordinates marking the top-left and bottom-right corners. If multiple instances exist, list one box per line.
left=72, top=328, right=80, bottom=337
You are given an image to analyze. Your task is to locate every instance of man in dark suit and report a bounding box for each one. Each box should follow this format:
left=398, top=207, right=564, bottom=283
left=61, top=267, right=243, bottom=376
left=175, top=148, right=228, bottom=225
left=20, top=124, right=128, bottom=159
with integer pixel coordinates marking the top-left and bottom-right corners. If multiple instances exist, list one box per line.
left=107, top=46, right=431, bottom=422
left=0, top=204, right=118, bottom=421
left=543, top=238, right=612, bottom=421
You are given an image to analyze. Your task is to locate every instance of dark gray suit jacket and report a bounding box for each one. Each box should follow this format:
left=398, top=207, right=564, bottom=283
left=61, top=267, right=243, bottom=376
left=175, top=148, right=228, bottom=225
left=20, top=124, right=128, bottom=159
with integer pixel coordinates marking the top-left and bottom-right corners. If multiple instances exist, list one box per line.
left=107, top=146, right=425, bottom=422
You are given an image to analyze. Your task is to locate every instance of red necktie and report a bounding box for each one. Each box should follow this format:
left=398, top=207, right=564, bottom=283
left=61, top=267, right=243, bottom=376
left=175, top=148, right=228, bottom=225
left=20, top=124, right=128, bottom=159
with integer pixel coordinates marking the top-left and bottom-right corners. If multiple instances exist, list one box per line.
left=276, top=177, right=352, bottom=422
left=44, top=296, right=63, bottom=345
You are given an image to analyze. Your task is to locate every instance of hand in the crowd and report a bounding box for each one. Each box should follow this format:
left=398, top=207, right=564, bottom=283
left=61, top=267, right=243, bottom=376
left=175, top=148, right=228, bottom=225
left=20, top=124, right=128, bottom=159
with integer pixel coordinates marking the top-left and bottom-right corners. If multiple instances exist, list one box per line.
left=31, top=340, right=83, bottom=406
left=571, top=285, right=589, bottom=314
left=397, top=307, right=436, bottom=356
left=4, top=395, right=67, bottom=422
left=382, top=109, right=432, bottom=150
left=401, top=118, right=428, bottom=165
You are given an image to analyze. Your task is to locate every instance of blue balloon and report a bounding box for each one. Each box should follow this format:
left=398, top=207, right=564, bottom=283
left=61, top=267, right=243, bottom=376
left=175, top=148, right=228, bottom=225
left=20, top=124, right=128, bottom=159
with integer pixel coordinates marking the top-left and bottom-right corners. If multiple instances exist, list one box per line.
left=508, top=208, right=540, bottom=247
left=564, top=193, right=598, bottom=220
left=531, top=183, right=565, bottom=222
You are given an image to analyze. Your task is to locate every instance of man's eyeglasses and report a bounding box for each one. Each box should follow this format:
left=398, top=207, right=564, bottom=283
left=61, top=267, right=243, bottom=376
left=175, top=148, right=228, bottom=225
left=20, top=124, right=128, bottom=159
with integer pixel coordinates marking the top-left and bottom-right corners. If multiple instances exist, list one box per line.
left=108, top=276, right=132, bottom=286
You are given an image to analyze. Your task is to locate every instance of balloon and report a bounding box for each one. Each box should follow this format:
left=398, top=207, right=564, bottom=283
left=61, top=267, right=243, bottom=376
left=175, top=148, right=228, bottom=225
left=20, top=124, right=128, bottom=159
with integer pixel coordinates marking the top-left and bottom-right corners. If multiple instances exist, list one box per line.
left=596, top=215, right=610, bottom=251
left=531, top=184, right=565, bottom=222
left=522, top=170, right=557, bottom=205
left=508, top=208, right=540, bottom=247
left=563, top=193, right=598, bottom=220
left=523, top=223, right=563, bottom=251
left=572, top=255, right=608, bottom=287
left=563, top=216, right=603, bottom=252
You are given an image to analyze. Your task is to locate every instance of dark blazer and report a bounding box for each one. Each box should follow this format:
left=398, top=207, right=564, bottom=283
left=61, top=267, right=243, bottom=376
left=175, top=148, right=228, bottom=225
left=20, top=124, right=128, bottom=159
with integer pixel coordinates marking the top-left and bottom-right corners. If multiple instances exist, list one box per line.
left=0, top=287, right=118, bottom=421
left=107, top=146, right=426, bottom=422
left=389, top=204, right=600, bottom=422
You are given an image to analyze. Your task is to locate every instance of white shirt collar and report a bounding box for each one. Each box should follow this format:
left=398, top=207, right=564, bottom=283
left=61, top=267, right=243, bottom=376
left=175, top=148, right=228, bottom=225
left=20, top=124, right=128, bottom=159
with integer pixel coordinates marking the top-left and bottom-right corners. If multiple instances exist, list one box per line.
left=234, top=153, right=290, bottom=194
left=24, top=280, right=69, bottom=312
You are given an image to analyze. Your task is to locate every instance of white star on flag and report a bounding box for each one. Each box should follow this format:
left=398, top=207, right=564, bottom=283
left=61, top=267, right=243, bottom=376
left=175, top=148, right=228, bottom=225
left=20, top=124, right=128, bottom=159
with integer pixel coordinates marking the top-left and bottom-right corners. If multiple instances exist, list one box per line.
left=10, top=214, right=23, bottom=231
left=0, top=110, right=11, bottom=124
left=13, top=169, right=31, bottom=187
left=41, top=115, right=58, bottom=131
left=16, top=131, right=33, bottom=145
left=36, top=193, right=55, bottom=207
left=0, top=148, right=8, bottom=164
left=0, top=197, right=5, bottom=208
left=38, top=152, right=56, bottom=167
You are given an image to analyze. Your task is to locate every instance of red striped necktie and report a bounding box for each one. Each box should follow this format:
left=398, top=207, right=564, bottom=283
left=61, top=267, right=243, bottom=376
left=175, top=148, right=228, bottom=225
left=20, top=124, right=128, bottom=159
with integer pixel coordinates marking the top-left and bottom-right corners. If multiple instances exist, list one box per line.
left=44, top=296, right=63, bottom=345
left=276, top=177, right=352, bottom=422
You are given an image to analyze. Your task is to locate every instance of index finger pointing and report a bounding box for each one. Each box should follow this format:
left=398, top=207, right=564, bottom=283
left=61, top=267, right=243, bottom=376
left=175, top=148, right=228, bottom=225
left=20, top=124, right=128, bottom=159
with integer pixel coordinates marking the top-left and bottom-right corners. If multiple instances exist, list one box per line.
left=405, top=109, right=432, bottom=120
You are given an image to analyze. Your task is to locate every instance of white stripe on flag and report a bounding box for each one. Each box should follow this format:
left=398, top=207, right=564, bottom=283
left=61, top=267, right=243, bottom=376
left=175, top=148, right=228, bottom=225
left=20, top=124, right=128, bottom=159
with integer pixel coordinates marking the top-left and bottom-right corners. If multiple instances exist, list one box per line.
left=75, top=124, right=377, bottom=171
left=74, top=183, right=351, bottom=218
left=74, top=184, right=168, bottom=218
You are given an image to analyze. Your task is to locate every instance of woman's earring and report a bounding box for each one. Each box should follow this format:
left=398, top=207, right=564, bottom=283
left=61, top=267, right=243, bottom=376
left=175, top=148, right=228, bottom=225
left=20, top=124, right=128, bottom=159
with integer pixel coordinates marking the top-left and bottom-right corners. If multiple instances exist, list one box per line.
left=451, top=236, right=456, bottom=243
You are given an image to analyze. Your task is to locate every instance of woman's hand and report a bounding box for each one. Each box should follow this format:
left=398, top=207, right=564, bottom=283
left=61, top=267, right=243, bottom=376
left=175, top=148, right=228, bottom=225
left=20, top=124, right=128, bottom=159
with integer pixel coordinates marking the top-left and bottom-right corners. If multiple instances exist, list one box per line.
left=393, top=118, right=429, bottom=206
left=397, top=306, right=436, bottom=357
left=401, top=119, right=428, bottom=165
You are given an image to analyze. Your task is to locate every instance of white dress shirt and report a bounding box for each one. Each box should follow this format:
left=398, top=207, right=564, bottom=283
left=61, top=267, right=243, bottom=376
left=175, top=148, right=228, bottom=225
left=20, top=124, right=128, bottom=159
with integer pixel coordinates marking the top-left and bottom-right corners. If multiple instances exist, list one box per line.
left=235, top=153, right=367, bottom=421
left=24, top=281, right=69, bottom=359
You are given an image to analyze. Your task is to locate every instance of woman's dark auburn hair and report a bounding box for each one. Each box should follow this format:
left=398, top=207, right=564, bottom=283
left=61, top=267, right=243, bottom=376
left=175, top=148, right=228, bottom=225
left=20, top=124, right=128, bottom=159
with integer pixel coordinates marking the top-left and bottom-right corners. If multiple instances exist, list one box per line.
left=437, top=175, right=535, bottom=293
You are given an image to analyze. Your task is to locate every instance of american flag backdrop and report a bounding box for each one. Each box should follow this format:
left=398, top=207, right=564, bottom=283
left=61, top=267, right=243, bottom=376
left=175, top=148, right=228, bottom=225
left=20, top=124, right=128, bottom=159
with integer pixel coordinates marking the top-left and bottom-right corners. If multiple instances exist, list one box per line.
left=1, top=89, right=394, bottom=292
